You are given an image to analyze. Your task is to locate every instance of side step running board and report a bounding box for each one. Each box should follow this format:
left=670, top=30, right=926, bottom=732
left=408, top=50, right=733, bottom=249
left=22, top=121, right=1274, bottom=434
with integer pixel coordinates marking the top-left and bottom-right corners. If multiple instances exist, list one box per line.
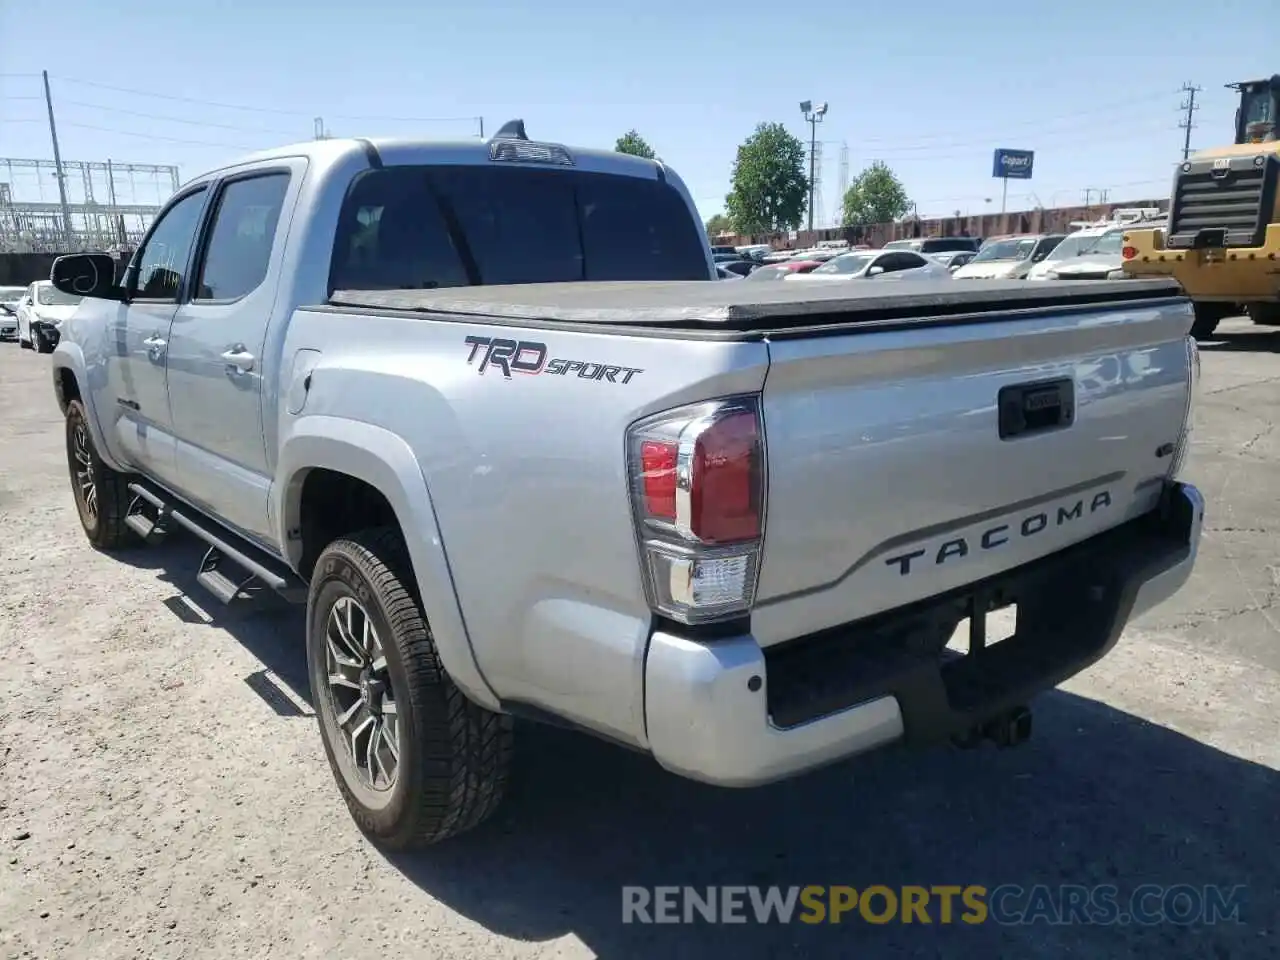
left=127, top=483, right=307, bottom=606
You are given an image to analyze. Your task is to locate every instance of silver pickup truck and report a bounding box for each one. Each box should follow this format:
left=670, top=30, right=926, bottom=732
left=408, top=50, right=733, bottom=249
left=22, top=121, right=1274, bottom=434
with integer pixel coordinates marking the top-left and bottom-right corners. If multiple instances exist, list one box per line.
left=48, top=123, right=1205, bottom=851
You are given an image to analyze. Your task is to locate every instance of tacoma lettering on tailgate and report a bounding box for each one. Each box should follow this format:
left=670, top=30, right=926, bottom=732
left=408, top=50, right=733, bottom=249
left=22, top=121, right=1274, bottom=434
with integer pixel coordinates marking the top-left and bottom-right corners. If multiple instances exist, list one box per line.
left=883, top=490, right=1113, bottom=576
left=464, top=335, right=643, bottom=384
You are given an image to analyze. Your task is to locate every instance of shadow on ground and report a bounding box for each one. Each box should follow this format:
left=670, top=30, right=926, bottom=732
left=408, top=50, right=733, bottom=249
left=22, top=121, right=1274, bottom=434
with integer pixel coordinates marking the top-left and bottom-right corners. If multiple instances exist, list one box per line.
left=112, top=530, right=312, bottom=709
left=120, top=533, right=1278, bottom=959
left=1200, top=328, right=1280, bottom=354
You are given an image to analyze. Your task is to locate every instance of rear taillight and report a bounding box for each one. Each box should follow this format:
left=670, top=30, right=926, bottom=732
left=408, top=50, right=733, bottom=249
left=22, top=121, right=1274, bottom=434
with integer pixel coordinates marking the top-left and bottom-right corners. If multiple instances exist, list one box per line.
left=627, top=396, right=765, bottom=624
left=1168, top=335, right=1199, bottom=479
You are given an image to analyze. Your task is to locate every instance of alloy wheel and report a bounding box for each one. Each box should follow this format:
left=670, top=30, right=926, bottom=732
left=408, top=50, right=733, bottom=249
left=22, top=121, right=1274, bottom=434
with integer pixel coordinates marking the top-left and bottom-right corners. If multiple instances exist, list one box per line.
left=71, top=420, right=98, bottom=524
left=324, top=596, right=401, bottom=791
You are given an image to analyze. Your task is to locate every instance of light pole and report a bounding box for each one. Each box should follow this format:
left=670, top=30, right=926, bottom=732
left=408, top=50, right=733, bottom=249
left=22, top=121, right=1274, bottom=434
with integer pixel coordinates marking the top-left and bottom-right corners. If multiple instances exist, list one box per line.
left=799, top=100, right=828, bottom=233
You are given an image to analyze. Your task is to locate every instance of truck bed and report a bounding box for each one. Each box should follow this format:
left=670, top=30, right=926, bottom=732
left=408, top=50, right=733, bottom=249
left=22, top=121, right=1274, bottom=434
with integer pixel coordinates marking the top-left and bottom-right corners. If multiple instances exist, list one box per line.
left=327, top=277, right=1185, bottom=338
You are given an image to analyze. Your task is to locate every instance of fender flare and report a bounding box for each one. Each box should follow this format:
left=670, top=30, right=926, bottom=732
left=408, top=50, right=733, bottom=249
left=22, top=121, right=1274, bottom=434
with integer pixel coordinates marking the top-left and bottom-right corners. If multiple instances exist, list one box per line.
left=50, top=342, right=130, bottom=474
left=274, top=416, right=501, bottom=711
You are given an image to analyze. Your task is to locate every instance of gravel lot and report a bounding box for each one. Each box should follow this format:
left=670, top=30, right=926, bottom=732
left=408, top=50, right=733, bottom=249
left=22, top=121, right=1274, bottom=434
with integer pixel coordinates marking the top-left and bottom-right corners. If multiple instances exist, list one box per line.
left=1, top=320, right=1277, bottom=959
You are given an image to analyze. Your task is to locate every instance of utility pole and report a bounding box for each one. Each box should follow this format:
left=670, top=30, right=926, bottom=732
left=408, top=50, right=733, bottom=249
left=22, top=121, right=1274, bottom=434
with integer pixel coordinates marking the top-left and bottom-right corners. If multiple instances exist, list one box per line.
left=799, top=101, right=828, bottom=234
left=1178, top=83, right=1201, bottom=160
left=41, top=70, right=74, bottom=248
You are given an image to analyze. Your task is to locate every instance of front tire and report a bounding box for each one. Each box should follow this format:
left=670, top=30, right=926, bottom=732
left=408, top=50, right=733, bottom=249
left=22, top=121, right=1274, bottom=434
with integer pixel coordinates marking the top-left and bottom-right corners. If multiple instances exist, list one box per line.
left=34, top=329, right=53, bottom=354
left=307, top=527, right=513, bottom=850
left=65, top=399, right=136, bottom=550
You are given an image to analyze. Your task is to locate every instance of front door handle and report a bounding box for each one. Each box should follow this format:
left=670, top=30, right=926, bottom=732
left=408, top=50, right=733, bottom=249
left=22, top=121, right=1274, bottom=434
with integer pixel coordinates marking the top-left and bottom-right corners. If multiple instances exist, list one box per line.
left=221, top=345, right=255, bottom=374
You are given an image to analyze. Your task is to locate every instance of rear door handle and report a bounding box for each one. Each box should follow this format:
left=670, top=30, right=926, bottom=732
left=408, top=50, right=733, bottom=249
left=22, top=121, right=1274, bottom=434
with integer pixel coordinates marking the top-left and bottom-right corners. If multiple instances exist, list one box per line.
left=221, top=345, right=255, bottom=373
left=143, top=335, right=167, bottom=363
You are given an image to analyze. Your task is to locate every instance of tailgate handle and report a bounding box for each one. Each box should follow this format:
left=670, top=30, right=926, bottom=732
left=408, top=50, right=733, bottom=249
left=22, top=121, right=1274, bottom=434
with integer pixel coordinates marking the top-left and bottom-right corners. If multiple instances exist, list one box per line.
left=998, top=378, right=1075, bottom=439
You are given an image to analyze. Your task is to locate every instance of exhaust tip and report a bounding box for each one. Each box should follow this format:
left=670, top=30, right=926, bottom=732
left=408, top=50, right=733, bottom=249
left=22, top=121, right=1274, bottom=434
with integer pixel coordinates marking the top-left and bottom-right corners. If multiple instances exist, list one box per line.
left=983, top=706, right=1033, bottom=748
left=952, top=706, right=1034, bottom=751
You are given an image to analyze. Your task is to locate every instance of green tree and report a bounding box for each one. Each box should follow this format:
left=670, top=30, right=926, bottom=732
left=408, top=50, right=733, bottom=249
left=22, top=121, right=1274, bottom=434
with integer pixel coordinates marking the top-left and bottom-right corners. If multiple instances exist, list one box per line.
left=841, top=161, right=912, bottom=228
left=615, top=130, right=656, bottom=159
left=704, top=213, right=732, bottom=238
left=724, top=122, right=809, bottom=234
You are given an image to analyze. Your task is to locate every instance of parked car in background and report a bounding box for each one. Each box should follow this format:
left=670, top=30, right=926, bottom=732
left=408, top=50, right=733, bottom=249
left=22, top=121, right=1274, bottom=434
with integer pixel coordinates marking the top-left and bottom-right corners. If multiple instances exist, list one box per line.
left=760, top=250, right=796, bottom=264
left=745, top=260, right=823, bottom=280
left=883, top=236, right=981, bottom=255
left=736, top=244, right=773, bottom=261
left=719, top=259, right=761, bottom=277
left=710, top=245, right=738, bottom=257
left=1027, top=225, right=1127, bottom=281
left=928, top=250, right=978, bottom=271
left=716, top=264, right=745, bottom=279
left=952, top=234, right=1067, bottom=280
left=792, top=249, right=840, bottom=263
left=787, top=249, right=953, bottom=282
left=18, top=280, right=83, bottom=353
left=0, top=285, right=25, bottom=341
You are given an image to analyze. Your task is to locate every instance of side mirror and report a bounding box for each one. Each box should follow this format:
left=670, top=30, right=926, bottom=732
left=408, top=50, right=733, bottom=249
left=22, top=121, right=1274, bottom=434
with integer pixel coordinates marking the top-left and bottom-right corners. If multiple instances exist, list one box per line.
left=51, top=253, right=124, bottom=301
left=866, top=265, right=885, bottom=277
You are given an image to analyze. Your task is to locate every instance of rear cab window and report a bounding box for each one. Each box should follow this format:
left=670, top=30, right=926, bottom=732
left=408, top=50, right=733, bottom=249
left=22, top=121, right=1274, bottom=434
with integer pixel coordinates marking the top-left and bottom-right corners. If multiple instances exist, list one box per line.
left=329, top=165, right=710, bottom=293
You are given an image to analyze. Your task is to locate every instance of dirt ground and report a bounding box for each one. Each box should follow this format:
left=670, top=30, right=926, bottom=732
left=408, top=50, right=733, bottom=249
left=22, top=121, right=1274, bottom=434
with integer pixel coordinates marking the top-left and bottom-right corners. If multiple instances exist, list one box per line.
left=1, top=320, right=1277, bottom=959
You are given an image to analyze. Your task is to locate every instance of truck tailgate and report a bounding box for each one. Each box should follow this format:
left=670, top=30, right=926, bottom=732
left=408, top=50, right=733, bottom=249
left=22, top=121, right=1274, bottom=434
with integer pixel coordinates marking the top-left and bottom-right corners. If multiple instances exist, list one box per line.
left=751, top=296, right=1194, bottom=646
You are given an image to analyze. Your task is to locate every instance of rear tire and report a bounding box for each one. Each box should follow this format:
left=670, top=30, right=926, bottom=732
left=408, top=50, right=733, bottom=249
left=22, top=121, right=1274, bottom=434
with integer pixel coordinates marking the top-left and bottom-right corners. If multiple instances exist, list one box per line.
left=35, top=330, right=53, bottom=354
left=1189, top=302, right=1230, bottom=340
left=65, top=399, right=136, bottom=551
left=1246, top=302, right=1280, bottom=326
left=307, top=526, right=513, bottom=850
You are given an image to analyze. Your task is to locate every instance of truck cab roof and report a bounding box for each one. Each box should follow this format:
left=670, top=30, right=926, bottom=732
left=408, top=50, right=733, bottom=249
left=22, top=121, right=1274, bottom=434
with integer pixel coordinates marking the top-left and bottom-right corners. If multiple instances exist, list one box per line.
left=181, top=134, right=673, bottom=193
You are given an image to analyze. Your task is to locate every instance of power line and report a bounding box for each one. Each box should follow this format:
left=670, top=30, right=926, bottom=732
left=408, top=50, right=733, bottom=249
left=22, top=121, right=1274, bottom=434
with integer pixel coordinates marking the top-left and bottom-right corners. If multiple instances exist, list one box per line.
left=850, top=90, right=1176, bottom=147
left=50, top=75, right=482, bottom=125
left=59, top=120, right=253, bottom=151
left=58, top=98, right=305, bottom=137
left=843, top=122, right=1173, bottom=166
left=849, top=118, right=1175, bottom=158
left=1178, top=82, right=1201, bottom=160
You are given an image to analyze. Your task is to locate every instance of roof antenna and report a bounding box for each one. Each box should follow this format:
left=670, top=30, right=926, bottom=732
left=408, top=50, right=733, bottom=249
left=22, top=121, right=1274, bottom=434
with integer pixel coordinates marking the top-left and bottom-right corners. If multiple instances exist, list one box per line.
left=491, top=119, right=528, bottom=141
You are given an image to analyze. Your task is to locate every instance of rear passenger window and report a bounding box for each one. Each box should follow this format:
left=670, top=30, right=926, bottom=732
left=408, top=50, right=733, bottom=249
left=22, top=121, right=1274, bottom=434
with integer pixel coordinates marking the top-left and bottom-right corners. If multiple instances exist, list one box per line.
left=195, top=173, right=290, bottom=301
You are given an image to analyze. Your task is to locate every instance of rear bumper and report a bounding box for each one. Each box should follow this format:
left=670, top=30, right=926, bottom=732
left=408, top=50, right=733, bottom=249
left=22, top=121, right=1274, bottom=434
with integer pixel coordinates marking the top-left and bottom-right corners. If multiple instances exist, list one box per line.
left=643, top=480, right=1204, bottom=787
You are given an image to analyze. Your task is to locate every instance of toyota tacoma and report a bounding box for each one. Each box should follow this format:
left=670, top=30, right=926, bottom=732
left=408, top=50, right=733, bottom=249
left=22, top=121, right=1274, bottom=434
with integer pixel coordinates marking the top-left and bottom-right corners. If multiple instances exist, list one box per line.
left=48, top=122, right=1205, bottom=850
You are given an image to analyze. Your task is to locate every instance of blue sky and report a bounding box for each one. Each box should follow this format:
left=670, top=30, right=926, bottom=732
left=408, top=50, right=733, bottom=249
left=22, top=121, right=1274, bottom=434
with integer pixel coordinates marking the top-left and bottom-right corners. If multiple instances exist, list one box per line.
left=0, top=0, right=1273, bottom=225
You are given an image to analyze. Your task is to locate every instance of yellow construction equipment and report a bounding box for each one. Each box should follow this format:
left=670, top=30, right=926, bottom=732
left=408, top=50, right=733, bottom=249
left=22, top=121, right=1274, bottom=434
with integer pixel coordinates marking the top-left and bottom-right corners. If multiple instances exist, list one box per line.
left=1121, top=75, right=1280, bottom=338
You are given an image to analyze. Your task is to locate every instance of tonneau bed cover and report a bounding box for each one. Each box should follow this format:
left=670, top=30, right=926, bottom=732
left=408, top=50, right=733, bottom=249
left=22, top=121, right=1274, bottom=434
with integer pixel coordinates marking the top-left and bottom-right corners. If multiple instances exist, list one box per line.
left=328, top=277, right=1184, bottom=336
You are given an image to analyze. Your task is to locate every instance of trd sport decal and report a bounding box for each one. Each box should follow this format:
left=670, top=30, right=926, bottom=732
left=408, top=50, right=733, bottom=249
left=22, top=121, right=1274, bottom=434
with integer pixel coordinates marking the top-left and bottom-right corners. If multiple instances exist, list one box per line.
left=464, top=335, right=644, bottom=384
